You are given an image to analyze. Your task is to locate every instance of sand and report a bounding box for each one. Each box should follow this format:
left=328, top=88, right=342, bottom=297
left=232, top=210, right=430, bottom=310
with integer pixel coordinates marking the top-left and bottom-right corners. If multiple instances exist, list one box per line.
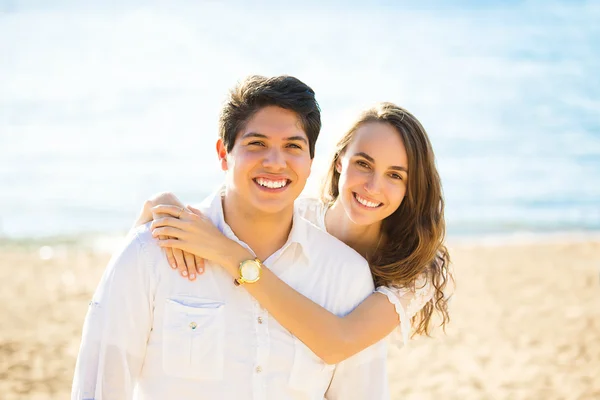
left=1, top=236, right=599, bottom=399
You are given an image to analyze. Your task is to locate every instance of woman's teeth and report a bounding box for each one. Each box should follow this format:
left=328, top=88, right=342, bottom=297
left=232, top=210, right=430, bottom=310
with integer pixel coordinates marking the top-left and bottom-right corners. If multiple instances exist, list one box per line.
left=355, top=193, right=381, bottom=208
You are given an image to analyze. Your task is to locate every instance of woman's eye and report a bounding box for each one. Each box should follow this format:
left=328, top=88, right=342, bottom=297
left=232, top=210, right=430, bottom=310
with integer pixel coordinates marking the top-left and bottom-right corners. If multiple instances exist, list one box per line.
left=356, top=160, right=370, bottom=169
left=389, top=173, right=403, bottom=180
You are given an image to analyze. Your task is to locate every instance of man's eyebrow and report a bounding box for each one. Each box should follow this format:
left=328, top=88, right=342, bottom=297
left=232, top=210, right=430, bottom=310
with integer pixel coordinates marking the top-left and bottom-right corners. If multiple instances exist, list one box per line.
left=354, top=152, right=408, bottom=172
left=241, top=132, right=308, bottom=145
left=240, top=132, right=268, bottom=140
left=286, top=135, right=309, bottom=145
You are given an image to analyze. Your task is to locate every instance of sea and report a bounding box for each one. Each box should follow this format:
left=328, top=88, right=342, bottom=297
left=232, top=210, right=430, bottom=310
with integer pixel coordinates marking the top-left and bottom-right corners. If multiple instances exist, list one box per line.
left=1, top=0, right=599, bottom=242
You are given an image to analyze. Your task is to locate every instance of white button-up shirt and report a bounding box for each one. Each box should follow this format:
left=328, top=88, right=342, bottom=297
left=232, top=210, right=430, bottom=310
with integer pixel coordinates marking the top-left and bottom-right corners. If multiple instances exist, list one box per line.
left=72, top=191, right=389, bottom=400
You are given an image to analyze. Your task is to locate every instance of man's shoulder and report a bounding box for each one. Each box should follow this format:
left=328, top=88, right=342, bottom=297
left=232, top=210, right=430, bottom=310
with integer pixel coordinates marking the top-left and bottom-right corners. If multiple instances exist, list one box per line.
left=123, top=223, right=165, bottom=266
left=130, top=222, right=157, bottom=248
left=91, top=224, right=164, bottom=292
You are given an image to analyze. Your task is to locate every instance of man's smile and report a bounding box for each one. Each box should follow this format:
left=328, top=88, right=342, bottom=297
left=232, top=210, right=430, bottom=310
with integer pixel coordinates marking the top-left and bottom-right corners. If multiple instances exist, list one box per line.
left=253, top=176, right=291, bottom=192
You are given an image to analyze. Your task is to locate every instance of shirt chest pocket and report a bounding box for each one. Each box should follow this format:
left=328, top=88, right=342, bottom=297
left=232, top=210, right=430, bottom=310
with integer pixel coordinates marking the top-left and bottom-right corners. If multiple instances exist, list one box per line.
left=289, top=338, right=336, bottom=394
left=162, top=296, right=225, bottom=380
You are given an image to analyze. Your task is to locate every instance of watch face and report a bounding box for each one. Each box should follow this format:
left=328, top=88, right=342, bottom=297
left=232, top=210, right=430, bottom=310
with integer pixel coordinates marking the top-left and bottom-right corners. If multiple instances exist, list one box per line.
left=241, top=261, right=260, bottom=281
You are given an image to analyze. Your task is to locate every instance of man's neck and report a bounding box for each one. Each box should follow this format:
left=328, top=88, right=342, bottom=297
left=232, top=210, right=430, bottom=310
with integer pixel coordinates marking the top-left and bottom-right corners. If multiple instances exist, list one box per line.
left=325, top=200, right=382, bottom=259
left=222, top=193, right=294, bottom=261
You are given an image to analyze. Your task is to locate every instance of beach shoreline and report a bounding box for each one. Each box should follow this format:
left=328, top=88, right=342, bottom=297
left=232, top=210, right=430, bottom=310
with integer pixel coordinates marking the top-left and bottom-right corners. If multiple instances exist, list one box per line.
left=4, top=228, right=600, bottom=252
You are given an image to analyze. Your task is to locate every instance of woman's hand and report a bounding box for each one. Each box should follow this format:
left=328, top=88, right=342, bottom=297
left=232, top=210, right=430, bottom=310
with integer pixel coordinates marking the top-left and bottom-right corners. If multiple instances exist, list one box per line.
left=133, top=192, right=204, bottom=280
left=150, top=205, right=250, bottom=278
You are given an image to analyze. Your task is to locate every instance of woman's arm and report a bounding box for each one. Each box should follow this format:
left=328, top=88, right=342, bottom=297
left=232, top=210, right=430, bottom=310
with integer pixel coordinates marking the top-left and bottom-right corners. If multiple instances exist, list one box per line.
left=151, top=205, right=400, bottom=364
left=230, top=252, right=399, bottom=364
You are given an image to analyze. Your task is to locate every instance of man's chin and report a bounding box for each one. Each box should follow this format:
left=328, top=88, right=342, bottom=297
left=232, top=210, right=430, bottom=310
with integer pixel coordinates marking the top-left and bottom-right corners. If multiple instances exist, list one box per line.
left=250, top=197, right=295, bottom=215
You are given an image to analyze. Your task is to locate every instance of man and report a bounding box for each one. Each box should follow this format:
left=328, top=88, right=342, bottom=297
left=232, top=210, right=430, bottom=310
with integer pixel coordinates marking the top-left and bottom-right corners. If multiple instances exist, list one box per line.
left=72, top=75, right=389, bottom=399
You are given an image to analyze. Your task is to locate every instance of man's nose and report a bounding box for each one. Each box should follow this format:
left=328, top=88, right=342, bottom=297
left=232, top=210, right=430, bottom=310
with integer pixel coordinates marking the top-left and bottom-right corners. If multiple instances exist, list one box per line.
left=262, top=148, right=287, bottom=171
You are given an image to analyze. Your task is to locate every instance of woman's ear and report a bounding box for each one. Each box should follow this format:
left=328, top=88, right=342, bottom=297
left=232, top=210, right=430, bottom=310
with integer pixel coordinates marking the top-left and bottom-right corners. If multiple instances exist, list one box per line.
left=335, top=156, right=342, bottom=174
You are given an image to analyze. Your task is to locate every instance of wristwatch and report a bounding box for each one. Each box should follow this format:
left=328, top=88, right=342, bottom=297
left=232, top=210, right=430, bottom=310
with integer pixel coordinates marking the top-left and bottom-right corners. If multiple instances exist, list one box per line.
left=234, top=258, right=264, bottom=286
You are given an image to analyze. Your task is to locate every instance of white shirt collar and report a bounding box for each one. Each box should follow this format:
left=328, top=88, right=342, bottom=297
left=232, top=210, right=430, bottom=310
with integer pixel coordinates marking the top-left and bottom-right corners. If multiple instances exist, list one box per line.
left=204, top=186, right=313, bottom=266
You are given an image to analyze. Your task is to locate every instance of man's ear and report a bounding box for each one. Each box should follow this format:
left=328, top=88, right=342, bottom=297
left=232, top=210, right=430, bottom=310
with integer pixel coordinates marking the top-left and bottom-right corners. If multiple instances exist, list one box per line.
left=216, top=139, right=228, bottom=171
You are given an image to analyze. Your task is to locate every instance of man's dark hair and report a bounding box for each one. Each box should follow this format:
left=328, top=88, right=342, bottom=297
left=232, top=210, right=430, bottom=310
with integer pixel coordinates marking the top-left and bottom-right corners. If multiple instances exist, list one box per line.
left=219, top=75, right=321, bottom=158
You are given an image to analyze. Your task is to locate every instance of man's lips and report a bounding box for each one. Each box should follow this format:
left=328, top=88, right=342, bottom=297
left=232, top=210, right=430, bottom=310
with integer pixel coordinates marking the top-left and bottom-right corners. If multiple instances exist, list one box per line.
left=253, top=176, right=291, bottom=190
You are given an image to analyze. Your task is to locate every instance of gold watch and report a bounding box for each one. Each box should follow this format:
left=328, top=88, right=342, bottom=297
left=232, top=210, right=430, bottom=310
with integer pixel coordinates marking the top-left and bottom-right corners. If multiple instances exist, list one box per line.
left=234, top=258, right=263, bottom=286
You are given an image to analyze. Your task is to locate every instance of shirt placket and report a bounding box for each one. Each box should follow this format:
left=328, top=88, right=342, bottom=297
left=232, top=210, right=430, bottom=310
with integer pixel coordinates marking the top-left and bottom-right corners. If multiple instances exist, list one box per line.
left=253, top=299, right=269, bottom=400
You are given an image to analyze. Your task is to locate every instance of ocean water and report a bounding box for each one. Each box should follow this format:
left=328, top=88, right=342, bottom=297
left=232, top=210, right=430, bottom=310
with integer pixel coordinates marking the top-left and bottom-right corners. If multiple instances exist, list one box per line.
left=1, top=1, right=599, bottom=238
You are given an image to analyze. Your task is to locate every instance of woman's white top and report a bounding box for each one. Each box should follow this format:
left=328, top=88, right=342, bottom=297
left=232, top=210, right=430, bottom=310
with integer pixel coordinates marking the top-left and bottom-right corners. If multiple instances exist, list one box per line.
left=295, top=197, right=438, bottom=347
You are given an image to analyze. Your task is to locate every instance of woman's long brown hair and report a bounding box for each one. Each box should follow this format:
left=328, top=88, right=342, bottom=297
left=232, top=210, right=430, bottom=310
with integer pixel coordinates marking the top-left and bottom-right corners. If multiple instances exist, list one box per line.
left=322, top=102, right=453, bottom=337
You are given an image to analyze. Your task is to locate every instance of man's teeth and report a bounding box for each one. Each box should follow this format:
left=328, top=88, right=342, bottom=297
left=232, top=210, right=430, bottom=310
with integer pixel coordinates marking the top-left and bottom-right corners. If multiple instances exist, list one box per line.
left=256, top=178, right=288, bottom=189
left=355, top=194, right=381, bottom=208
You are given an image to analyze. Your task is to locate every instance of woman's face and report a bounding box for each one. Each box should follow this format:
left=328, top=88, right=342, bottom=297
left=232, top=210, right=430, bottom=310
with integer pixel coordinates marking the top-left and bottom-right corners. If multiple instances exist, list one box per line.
left=336, top=122, right=408, bottom=227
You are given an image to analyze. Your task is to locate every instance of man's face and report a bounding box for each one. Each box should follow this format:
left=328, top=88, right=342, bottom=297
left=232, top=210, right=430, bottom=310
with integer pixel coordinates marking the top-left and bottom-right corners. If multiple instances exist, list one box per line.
left=218, top=106, right=313, bottom=215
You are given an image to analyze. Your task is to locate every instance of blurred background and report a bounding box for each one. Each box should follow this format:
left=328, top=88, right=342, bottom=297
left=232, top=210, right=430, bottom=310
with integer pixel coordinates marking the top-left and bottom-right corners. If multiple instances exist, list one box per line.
left=2, top=0, right=599, bottom=239
left=1, top=1, right=599, bottom=399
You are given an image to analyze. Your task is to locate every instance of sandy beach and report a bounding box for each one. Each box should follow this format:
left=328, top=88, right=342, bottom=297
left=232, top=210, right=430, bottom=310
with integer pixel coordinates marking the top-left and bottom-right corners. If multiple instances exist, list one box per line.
left=1, top=235, right=599, bottom=400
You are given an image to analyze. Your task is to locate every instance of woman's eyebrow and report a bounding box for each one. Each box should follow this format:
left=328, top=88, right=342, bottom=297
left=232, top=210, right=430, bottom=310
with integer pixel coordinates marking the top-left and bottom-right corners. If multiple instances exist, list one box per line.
left=389, top=165, right=408, bottom=173
left=354, top=152, right=408, bottom=172
left=354, top=152, right=375, bottom=163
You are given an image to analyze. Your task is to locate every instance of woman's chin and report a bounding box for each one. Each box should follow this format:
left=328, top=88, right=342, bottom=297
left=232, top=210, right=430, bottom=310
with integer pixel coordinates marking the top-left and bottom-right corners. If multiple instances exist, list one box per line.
left=345, top=205, right=383, bottom=227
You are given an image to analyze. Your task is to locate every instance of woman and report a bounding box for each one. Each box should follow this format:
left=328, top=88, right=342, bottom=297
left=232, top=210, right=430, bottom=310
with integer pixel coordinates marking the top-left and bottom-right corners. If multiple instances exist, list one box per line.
left=136, top=102, right=453, bottom=364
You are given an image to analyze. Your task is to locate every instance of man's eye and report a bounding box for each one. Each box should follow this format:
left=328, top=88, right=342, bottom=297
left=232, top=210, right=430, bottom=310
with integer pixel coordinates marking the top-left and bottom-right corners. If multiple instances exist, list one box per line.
left=287, top=143, right=302, bottom=149
left=248, top=141, right=265, bottom=147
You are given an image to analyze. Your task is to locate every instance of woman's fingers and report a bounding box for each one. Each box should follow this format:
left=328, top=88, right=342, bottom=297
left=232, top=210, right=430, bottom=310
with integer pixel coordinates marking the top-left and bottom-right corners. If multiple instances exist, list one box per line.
left=140, top=200, right=156, bottom=224
left=152, top=205, right=190, bottom=219
left=151, top=216, right=186, bottom=231
left=172, top=248, right=189, bottom=278
left=194, top=255, right=205, bottom=274
left=149, top=206, right=191, bottom=275
left=187, top=205, right=203, bottom=216
left=164, top=246, right=177, bottom=270
left=184, top=251, right=197, bottom=281
left=152, top=226, right=183, bottom=238
left=157, top=238, right=185, bottom=250
left=158, top=240, right=205, bottom=276
left=158, top=237, right=191, bottom=276
left=149, top=192, right=184, bottom=209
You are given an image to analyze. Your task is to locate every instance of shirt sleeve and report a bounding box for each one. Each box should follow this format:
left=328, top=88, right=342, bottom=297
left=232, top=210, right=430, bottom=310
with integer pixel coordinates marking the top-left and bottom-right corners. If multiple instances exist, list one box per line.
left=375, top=274, right=435, bottom=348
left=324, top=339, right=389, bottom=399
left=71, top=228, right=157, bottom=400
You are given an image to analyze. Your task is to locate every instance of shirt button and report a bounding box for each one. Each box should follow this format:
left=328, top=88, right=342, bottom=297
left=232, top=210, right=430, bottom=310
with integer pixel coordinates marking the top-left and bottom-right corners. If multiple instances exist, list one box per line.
left=255, top=366, right=262, bottom=373
left=189, top=322, right=197, bottom=330
left=257, top=316, right=263, bottom=324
